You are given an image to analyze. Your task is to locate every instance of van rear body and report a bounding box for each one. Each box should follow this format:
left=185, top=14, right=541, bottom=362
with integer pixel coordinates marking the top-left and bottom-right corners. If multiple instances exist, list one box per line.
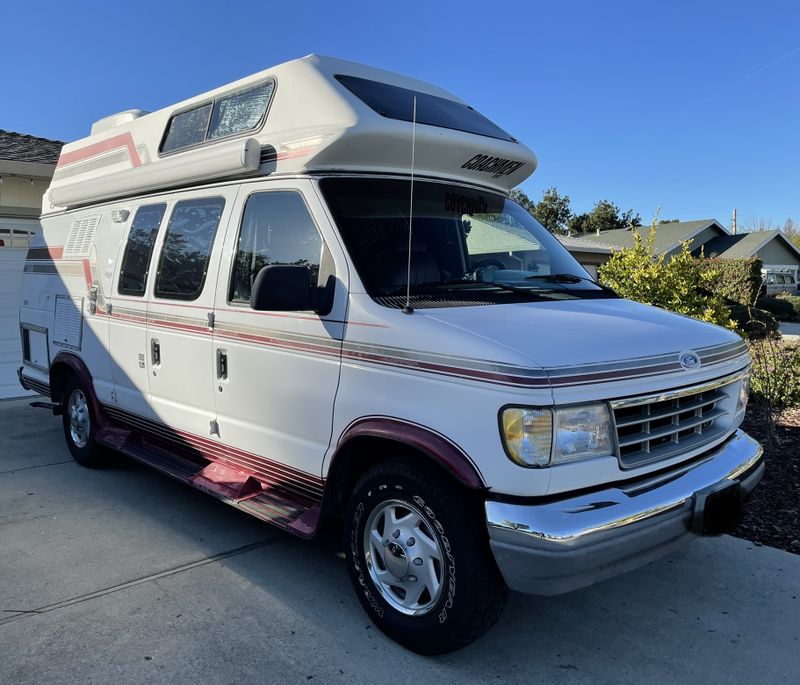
left=18, top=54, right=762, bottom=654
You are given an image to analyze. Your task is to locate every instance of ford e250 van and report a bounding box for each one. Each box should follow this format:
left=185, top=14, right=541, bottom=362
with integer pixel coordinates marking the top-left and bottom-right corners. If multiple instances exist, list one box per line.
left=18, top=54, right=763, bottom=654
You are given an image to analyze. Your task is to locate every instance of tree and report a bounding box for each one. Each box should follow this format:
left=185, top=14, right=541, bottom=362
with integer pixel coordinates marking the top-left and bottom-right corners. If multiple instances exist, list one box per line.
left=598, top=222, right=734, bottom=329
left=568, top=199, right=641, bottom=234
left=567, top=212, right=590, bottom=234
left=782, top=218, right=800, bottom=248
left=742, top=216, right=779, bottom=232
left=509, top=188, right=536, bottom=214
left=659, top=218, right=680, bottom=224
left=510, top=187, right=572, bottom=234
left=531, top=187, right=572, bottom=234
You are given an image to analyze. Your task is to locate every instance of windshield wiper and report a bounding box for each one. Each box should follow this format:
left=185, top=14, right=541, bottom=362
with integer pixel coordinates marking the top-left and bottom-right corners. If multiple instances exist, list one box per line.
left=397, top=280, right=559, bottom=300
left=479, top=282, right=560, bottom=299
left=526, top=273, right=589, bottom=284
left=526, top=273, right=618, bottom=295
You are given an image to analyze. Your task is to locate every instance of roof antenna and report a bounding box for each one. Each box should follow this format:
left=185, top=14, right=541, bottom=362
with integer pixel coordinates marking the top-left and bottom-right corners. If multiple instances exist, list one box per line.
left=402, top=95, right=418, bottom=315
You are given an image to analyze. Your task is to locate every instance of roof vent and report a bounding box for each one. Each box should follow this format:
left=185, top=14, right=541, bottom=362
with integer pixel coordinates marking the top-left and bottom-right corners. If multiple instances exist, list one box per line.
left=90, top=110, right=150, bottom=135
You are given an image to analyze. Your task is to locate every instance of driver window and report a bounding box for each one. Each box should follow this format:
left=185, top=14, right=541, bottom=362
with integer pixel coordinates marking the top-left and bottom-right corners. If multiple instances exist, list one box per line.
left=229, top=191, right=326, bottom=303
left=154, top=197, right=225, bottom=300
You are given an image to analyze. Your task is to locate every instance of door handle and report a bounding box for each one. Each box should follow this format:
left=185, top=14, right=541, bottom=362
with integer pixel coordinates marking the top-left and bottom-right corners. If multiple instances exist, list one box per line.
left=151, top=338, right=161, bottom=366
left=216, top=349, right=228, bottom=380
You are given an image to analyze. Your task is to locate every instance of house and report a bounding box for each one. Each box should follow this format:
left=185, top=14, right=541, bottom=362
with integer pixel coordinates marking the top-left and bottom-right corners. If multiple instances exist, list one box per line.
left=556, top=234, right=614, bottom=279
left=0, top=130, right=64, bottom=398
left=557, top=219, right=800, bottom=293
left=698, top=231, right=800, bottom=295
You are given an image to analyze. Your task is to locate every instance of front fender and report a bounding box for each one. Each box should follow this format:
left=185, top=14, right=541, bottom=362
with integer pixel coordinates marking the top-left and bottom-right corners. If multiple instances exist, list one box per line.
left=331, top=416, right=486, bottom=490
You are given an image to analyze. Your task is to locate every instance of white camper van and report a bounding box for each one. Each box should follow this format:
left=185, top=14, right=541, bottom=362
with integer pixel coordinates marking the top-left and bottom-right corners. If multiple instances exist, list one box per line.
left=19, top=55, right=762, bottom=654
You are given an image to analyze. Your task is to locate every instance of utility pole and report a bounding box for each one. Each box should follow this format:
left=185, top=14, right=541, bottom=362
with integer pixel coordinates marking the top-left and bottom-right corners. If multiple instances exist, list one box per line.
left=732, top=208, right=737, bottom=235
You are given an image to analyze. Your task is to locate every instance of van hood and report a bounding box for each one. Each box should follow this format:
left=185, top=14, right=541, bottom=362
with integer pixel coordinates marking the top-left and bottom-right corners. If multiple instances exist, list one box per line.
left=418, top=297, right=746, bottom=388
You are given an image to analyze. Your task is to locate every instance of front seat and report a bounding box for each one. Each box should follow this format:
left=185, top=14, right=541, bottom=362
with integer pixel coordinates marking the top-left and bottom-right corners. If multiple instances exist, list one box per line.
left=385, top=236, right=442, bottom=289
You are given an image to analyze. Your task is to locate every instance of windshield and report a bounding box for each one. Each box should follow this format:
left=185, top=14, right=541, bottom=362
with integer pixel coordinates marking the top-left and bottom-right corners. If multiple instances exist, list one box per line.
left=320, top=178, right=615, bottom=308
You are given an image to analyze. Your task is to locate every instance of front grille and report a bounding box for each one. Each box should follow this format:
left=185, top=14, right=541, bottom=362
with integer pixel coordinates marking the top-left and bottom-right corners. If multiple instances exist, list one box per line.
left=611, top=374, right=739, bottom=468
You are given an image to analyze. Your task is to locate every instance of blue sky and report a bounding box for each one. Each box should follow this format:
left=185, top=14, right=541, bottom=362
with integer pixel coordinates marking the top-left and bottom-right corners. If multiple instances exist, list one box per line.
left=3, top=0, right=798, bottom=227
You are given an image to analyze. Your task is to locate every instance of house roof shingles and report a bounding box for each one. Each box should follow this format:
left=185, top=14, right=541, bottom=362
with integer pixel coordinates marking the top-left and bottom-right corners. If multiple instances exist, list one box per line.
left=560, top=219, right=800, bottom=264
left=576, top=220, right=720, bottom=253
left=0, top=130, right=64, bottom=165
left=698, top=230, right=800, bottom=261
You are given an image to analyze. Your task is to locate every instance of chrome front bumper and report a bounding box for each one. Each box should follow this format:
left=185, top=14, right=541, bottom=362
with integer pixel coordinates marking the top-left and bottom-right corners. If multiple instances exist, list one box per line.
left=486, top=430, right=764, bottom=596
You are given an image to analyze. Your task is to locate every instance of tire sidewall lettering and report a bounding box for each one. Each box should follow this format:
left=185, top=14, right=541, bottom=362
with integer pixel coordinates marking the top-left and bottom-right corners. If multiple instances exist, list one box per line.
left=352, top=483, right=457, bottom=625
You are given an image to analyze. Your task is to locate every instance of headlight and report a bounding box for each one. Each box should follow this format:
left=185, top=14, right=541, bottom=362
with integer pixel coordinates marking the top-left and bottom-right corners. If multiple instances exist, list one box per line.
left=500, top=403, right=613, bottom=468
left=552, top=404, right=613, bottom=464
left=500, top=408, right=552, bottom=467
left=736, top=369, right=751, bottom=415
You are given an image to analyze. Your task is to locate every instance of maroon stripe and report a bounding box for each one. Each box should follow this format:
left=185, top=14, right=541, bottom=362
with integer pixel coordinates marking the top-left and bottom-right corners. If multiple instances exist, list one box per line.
left=110, top=417, right=322, bottom=504
left=106, top=404, right=319, bottom=486
left=104, top=405, right=324, bottom=498
left=340, top=348, right=548, bottom=387
left=110, top=312, right=742, bottom=390
left=549, top=361, right=682, bottom=385
left=215, top=328, right=340, bottom=358
left=57, top=132, right=141, bottom=168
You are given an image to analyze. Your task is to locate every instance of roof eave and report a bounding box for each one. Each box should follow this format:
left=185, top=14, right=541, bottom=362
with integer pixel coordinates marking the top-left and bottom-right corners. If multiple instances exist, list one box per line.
left=0, top=159, right=57, bottom=178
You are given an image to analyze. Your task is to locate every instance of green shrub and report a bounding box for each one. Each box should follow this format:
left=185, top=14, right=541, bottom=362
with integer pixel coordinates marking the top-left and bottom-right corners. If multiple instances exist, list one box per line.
left=756, top=296, right=795, bottom=322
left=748, top=338, right=800, bottom=420
left=598, top=225, right=735, bottom=329
left=698, top=257, right=763, bottom=305
left=729, top=304, right=779, bottom=339
left=776, top=294, right=800, bottom=320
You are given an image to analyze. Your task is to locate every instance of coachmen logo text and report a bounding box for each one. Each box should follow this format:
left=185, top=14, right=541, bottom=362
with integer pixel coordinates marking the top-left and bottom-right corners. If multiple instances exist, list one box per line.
left=461, top=154, right=526, bottom=178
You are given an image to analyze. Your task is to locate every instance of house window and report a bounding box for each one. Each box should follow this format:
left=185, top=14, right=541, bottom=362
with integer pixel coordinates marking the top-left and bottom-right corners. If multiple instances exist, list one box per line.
left=155, top=197, right=225, bottom=300
left=0, top=228, right=33, bottom=248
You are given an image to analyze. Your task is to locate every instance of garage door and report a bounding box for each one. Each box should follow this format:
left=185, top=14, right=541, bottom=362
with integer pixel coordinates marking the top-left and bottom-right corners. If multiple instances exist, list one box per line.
left=0, top=225, right=36, bottom=399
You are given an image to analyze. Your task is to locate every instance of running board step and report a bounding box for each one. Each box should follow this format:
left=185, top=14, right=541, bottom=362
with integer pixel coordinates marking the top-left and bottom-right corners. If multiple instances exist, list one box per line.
left=105, top=432, right=321, bottom=539
left=236, top=495, right=320, bottom=537
left=120, top=437, right=206, bottom=482
left=190, top=462, right=264, bottom=500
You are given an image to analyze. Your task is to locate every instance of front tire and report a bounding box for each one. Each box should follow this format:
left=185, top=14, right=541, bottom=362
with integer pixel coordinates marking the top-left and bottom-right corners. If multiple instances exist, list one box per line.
left=344, top=459, right=507, bottom=654
left=61, top=376, right=106, bottom=468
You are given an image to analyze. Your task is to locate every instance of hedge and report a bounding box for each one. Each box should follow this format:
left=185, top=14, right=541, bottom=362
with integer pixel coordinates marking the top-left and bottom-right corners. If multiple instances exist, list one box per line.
left=729, top=304, right=779, bottom=340
left=757, top=297, right=796, bottom=322
left=698, top=257, right=762, bottom=305
left=776, top=294, right=800, bottom=321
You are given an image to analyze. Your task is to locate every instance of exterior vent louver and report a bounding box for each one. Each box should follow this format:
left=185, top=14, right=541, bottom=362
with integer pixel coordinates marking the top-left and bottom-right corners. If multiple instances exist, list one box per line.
left=63, top=214, right=100, bottom=258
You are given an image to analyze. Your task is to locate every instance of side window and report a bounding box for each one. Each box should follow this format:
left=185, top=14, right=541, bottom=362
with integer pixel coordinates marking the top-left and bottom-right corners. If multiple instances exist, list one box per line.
left=118, top=204, right=167, bottom=296
left=161, top=104, right=212, bottom=153
left=161, top=81, right=274, bottom=154
left=229, top=192, right=324, bottom=303
left=208, top=82, right=274, bottom=140
left=154, top=197, right=225, bottom=300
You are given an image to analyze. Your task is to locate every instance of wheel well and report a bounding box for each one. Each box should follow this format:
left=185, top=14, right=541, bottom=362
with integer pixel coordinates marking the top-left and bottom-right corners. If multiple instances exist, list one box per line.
left=323, top=435, right=484, bottom=518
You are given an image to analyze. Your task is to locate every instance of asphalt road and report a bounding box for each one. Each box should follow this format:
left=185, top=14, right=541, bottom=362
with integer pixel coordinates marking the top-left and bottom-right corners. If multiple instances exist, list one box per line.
left=1, top=396, right=798, bottom=684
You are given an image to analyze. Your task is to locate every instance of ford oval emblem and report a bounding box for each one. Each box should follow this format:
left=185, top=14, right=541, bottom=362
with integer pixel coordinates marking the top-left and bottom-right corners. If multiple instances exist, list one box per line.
left=680, top=352, right=700, bottom=369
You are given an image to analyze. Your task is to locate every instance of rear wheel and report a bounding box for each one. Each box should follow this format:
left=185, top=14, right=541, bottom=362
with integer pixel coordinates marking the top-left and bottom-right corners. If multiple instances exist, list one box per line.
left=61, top=376, right=106, bottom=468
left=344, top=459, right=507, bottom=654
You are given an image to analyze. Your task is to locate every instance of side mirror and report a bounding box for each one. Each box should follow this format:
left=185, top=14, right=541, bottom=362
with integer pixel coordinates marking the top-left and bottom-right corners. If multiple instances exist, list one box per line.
left=249, top=265, right=334, bottom=314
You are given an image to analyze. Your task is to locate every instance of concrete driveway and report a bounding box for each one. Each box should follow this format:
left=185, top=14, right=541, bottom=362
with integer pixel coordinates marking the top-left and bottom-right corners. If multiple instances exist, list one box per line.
left=1, top=397, right=798, bottom=684
left=780, top=322, right=800, bottom=342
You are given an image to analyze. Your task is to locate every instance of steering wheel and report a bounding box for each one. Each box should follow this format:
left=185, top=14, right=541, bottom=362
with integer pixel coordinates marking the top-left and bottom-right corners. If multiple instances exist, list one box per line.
left=471, top=258, right=506, bottom=280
